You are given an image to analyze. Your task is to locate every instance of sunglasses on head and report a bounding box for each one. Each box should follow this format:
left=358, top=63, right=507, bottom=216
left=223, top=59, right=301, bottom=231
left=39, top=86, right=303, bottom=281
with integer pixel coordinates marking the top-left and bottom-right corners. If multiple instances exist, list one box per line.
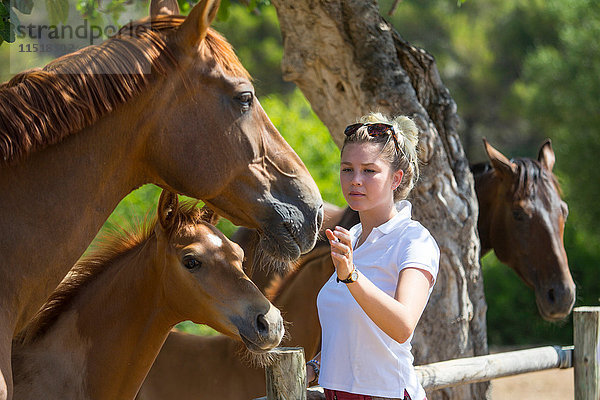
left=344, top=123, right=400, bottom=153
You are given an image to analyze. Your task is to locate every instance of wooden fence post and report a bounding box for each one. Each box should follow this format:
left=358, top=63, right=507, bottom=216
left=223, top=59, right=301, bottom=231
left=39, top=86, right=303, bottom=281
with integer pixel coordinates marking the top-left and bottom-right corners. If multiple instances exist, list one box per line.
left=265, top=347, right=307, bottom=400
left=574, top=306, right=600, bottom=400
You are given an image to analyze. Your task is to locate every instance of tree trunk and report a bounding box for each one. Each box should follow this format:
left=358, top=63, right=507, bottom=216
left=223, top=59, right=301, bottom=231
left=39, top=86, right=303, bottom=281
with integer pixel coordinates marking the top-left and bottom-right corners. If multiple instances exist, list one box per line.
left=271, top=1, right=489, bottom=398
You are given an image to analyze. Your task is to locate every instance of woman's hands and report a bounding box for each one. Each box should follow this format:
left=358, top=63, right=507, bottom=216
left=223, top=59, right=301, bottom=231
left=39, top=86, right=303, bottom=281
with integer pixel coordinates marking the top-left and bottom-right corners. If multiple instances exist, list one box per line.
left=325, top=226, right=354, bottom=281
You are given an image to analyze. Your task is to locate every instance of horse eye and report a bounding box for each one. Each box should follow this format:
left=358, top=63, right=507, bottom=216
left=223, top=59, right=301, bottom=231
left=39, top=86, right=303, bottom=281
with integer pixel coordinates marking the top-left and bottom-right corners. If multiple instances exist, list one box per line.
left=183, top=257, right=202, bottom=270
left=235, top=92, right=253, bottom=112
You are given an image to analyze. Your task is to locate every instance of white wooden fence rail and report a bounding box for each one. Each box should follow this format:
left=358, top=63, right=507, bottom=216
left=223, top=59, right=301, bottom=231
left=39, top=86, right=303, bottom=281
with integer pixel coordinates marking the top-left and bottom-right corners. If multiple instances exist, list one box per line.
left=255, top=306, right=599, bottom=400
left=415, top=345, right=572, bottom=390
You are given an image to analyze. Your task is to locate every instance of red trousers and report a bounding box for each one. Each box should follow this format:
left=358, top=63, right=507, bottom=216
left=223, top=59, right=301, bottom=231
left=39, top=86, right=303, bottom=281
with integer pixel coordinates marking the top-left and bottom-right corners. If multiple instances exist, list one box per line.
left=324, top=388, right=423, bottom=400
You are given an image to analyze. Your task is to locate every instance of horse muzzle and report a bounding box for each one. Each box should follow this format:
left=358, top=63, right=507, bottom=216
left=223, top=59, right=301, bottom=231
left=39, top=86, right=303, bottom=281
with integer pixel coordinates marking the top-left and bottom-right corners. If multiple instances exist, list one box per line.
left=259, top=201, right=324, bottom=262
left=535, top=281, right=576, bottom=321
left=236, top=303, right=284, bottom=353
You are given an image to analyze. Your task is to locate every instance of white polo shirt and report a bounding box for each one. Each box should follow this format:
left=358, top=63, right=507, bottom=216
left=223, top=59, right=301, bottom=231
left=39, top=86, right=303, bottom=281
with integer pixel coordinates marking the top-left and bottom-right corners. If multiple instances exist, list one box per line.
left=316, top=200, right=439, bottom=399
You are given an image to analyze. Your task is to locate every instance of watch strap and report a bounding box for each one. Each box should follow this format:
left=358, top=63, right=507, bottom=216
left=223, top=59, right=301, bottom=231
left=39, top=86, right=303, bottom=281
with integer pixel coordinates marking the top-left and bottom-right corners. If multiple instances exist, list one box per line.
left=336, top=267, right=357, bottom=283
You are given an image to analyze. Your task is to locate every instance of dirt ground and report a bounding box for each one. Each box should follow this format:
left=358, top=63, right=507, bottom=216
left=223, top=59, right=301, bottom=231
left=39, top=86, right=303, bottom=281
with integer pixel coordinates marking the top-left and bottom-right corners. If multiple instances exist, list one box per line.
left=490, top=368, right=574, bottom=399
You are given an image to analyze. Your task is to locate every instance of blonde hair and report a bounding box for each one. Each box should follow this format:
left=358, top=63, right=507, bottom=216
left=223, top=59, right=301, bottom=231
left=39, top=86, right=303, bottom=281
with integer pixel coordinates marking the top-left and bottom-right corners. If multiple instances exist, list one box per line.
left=342, top=112, right=420, bottom=200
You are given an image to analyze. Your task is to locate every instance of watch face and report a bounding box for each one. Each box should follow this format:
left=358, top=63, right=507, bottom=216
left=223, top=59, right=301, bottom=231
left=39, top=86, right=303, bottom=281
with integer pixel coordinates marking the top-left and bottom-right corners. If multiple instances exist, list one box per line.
left=350, top=270, right=359, bottom=282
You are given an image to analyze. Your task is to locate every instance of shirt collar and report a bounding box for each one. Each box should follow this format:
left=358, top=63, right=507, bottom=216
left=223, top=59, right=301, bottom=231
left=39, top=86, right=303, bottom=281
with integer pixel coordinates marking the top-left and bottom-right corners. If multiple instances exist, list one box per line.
left=374, top=200, right=413, bottom=235
left=350, top=200, right=413, bottom=240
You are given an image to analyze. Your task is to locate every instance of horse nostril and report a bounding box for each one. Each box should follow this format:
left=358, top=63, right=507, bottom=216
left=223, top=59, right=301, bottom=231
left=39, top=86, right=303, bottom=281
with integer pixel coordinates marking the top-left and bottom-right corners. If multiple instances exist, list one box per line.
left=256, top=313, right=269, bottom=335
left=548, top=288, right=556, bottom=304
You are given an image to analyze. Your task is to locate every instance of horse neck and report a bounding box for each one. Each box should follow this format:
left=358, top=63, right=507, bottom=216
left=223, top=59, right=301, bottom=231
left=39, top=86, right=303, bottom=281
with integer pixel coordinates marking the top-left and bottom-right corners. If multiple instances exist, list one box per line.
left=473, top=166, right=499, bottom=255
left=0, top=95, right=153, bottom=333
left=275, top=246, right=332, bottom=355
left=16, top=235, right=175, bottom=400
left=138, top=332, right=266, bottom=400
left=83, top=235, right=180, bottom=399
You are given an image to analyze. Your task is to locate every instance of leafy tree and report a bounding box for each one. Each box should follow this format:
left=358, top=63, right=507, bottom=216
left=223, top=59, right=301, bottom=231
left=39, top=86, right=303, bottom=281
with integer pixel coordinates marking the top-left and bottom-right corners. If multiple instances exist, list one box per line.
left=381, top=0, right=561, bottom=161
left=212, top=2, right=294, bottom=97
left=514, top=0, right=600, bottom=238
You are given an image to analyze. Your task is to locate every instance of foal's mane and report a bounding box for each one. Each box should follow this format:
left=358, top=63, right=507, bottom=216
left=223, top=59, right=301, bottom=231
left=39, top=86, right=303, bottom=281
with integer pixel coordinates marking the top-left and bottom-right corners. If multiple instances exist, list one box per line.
left=0, top=15, right=249, bottom=165
left=16, top=200, right=207, bottom=345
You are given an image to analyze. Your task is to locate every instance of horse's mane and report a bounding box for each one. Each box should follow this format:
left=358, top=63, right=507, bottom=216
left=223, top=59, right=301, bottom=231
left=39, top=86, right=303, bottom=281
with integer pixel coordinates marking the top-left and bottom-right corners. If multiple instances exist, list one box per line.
left=471, top=158, right=562, bottom=198
left=511, top=158, right=562, bottom=198
left=0, top=15, right=249, bottom=165
left=16, top=200, right=207, bottom=345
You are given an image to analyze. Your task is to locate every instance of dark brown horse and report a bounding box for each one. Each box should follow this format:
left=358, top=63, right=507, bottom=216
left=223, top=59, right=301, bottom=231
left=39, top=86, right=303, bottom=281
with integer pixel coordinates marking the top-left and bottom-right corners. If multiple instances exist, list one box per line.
left=473, top=139, right=574, bottom=321
left=12, top=190, right=283, bottom=400
left=0, top=1, right=322, bottom=398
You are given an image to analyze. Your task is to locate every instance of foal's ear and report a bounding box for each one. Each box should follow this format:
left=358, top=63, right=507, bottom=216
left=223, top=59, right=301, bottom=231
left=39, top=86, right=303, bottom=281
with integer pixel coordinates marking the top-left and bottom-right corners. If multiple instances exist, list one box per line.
left=150, top=0, right=180, bottom=18
left=483, top=138, right=516, bottom=179
left=176, top=0, right=220, bottom=50
left=538, top=139, right=555, bottom=172
left=158, top=190, right=179, bottom=231
left=199, top=205, right=220, bottom=225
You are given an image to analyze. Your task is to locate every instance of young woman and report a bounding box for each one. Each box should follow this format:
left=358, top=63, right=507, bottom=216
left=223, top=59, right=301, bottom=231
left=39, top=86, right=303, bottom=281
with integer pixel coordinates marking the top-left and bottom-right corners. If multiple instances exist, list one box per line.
left=306, top=113, right=439, bottom=400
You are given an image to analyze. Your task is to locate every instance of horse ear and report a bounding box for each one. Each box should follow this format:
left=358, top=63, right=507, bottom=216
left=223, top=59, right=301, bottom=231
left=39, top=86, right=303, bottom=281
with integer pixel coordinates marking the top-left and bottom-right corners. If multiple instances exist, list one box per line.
left=483, top=138, right=516, bottom=179
left=199, top=205, right=220, bottom=225
left=150, top=0, right=180, bottom=18
left=158, top=190, right=179, bottom=231
left=538, top=139, right=556, bottom=172
left=176, top=0, right=220, bottom=50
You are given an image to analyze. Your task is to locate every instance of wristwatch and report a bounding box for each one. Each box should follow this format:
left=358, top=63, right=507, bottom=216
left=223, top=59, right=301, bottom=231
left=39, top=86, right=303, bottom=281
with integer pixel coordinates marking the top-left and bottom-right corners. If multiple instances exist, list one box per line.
left=336, top=267, right=359, bottom=284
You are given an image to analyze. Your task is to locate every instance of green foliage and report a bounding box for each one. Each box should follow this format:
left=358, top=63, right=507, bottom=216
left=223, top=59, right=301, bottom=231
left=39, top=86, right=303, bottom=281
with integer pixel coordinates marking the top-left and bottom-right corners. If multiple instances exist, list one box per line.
left=215, top=0, right=271, bottom=21
left=513, top=0, right=600, bottom=237
left=212, top=2, right=292, bottom=97
left=75, top=0, right=132, bottom=27
left=13, top=0, right=34, bottom=14
left=175, top=320, right=219, bottom=336
left=381, top=0, right=562, bottom=160
left=45, top=0, right=69, bottom=25
left=0, top=2, right=14, bottom=43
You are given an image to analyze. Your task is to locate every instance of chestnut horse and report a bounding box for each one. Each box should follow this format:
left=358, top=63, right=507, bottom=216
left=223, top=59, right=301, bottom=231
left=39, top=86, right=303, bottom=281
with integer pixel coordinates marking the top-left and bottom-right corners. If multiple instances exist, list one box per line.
left=11, top=190, right=283, bottom=400
left=136, top=245, right=333, bottom=400
left=472, top=139, right=574, bottom=321
left=0, top=0, right=322, bottom=397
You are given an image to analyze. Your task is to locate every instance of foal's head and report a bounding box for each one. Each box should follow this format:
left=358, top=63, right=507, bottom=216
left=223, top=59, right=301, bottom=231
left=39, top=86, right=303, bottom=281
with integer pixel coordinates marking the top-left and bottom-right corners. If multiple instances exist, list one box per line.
left=155, top=190, right=284, bottom=352
left=479, top=139, right=575, bottom=321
